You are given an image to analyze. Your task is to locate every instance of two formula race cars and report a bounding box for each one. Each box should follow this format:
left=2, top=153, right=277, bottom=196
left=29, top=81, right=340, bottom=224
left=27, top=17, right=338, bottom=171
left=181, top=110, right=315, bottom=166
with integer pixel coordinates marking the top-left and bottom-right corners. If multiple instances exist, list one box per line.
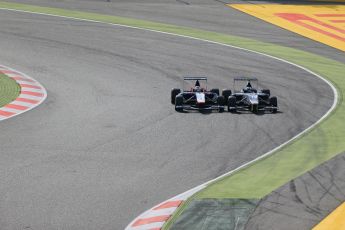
left=221, top=77, right=278, bottom=113
left=171, top=77, right=225, bottom=112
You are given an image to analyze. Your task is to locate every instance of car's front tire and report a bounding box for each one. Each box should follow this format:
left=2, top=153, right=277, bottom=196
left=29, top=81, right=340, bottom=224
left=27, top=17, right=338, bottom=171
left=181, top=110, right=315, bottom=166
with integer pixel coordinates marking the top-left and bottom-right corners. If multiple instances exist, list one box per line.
left=228, top=96, right=236, bottom=113
left=252, top=104, right=258, bottom=113
left=217, top=95, right=225, bottom=113
left=175, top=95, right=183, bottom=112
left=270, top=96, right=278, bottom=113
left=222, top=89, right=232, bottom=104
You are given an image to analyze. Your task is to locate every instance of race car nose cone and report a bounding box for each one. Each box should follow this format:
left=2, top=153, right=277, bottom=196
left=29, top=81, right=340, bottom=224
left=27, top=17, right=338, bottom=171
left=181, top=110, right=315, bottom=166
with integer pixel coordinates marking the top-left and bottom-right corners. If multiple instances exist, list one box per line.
left=196, top=92, right=206, bottom=103
left=248, top=94, right=259, bottom=104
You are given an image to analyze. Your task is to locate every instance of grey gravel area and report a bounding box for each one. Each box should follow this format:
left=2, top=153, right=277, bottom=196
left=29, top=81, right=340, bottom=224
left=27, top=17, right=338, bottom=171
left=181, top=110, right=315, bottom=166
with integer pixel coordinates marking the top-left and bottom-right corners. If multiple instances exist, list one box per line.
left=168, top=152, right=345, bottom=230
left=6, top=0, right=345, bottom=63
left=246, top=151, right=345, bottom=230
left=171, top=199, right=258, bottom=230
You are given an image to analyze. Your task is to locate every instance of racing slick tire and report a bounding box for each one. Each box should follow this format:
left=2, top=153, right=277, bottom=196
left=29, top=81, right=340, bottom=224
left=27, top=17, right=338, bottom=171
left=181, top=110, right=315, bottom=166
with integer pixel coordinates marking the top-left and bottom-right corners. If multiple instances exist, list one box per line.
left=270, top=96, right=278, bottom=113
left=175, top=95, right=184, bottom=112
left=222, top=89, right=232, bottom=104
left=262, top=89, right=270, bottom=97
left=171, top=88, right=181, bottom=104
left=217, top=95, right=225, bottom=113
left=228, top=96, right=237, bottom=113
left=252, top=104, right=259, bottom=113
left=210, top=88, right=220, bottom=96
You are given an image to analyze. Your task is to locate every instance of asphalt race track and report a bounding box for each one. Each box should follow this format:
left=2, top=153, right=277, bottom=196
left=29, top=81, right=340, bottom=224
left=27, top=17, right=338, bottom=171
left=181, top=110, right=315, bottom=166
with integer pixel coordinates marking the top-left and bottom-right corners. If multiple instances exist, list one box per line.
left=8, top=0, right=345, bottom=63
left=0, top=1, right=338, bottom=229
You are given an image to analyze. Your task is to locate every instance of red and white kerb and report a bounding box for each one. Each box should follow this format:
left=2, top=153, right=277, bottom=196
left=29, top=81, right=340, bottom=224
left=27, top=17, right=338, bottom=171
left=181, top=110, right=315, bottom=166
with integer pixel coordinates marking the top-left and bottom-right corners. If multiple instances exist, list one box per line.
left=126, top=186, right=205, bottom=230
left=127, top=199, right=183, bottom=230
left=0, top=65, right=47, bottom=120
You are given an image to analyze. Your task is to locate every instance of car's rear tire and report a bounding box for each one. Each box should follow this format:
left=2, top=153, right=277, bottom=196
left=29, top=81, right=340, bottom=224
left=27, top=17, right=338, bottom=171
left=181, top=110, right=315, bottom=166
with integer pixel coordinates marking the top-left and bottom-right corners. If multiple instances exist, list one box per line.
left=270, top=96, right=278, bottom=113
left=222, top=89, right=232, bottom=104
left=210, top=88, right=220, bottom=96
left=228, top=96, right=236, bottom=113
left=217, top=95, right=225, bottom=113
left=175, top=95, right=183, bottom=112
left=262, top=89, right=270, bottom=97
left=171, top=88, right=181, bottom=104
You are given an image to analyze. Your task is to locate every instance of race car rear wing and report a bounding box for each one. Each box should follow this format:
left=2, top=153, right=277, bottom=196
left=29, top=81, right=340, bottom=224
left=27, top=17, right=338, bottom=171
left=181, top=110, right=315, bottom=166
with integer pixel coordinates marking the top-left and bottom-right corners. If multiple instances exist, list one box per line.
left=233, top=77, right=258, bottom=81
left=183, top=77, right=208, bottom=91
left=183, top=77, right=208, bottom=81
left=233, top=77, right=258, bottom=91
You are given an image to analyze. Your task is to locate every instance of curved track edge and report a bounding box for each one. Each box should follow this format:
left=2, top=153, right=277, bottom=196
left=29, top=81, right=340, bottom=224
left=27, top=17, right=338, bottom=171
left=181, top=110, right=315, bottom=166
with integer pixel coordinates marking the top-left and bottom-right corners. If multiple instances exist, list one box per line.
left=0, top=64, right=47, bottom=121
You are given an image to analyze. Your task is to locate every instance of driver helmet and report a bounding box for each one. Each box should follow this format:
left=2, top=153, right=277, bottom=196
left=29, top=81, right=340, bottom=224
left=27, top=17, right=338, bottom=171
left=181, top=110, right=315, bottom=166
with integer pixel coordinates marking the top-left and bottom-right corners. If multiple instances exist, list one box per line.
left=245, top=87, right=252, bottom=92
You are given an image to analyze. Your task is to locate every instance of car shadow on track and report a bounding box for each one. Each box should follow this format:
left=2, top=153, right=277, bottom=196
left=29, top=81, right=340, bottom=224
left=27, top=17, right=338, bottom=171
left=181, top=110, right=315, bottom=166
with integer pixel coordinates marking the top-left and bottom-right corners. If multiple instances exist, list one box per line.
left=175, top=110, right=283, bottom=115
left=228, top=111, right=283, bottom=116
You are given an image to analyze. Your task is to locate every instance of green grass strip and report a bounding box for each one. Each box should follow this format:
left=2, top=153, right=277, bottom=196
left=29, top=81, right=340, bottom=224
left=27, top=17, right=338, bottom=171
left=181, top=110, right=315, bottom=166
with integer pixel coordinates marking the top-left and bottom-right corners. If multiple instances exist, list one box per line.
left=0, top=2, right=344, bottom=228
left=0, top=73, right=20, bottom=107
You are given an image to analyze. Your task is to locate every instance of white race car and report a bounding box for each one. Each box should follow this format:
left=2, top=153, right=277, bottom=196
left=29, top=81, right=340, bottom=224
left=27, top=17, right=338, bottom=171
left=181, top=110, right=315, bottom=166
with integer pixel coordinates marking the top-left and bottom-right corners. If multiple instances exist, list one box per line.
left=222, top=77, right=278, bottom=113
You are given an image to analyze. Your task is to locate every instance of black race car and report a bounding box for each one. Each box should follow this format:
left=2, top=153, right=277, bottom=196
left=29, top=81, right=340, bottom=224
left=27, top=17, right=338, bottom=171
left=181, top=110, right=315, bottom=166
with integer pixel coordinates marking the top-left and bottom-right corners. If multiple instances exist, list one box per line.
left=221, top=77, right=278, bottom=113
left=171, top=77, right=225, bottom=112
